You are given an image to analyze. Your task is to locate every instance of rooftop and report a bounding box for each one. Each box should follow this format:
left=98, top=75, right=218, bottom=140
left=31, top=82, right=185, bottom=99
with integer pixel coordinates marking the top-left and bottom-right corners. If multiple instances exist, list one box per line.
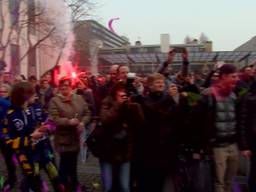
left=99, top=51, right=256, bottom=64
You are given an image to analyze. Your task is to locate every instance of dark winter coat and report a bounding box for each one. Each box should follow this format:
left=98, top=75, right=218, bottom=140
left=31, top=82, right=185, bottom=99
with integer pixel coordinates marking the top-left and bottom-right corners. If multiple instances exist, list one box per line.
left=238, top=82, right=256, bottom=150
left=99, top=97, right=144, bottom=163
left=48, top=93, right=91, bottom=153
left=138, top=91, right=184, bottom=172
left=193, top=88, right=238, bottom=149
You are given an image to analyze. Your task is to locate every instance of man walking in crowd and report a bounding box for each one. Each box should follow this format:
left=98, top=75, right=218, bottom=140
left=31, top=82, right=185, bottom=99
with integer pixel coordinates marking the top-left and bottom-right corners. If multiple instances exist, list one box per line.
left=38, top=78, right=55, bottom=110
left=100, top=64, right=119, bottom=98
left=195, top=64, right=240, bottom=192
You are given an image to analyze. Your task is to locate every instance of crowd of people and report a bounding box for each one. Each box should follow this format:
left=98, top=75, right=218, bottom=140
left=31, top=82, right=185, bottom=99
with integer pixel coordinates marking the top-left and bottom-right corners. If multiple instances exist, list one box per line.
left=0, top=48, right=256, bottom=192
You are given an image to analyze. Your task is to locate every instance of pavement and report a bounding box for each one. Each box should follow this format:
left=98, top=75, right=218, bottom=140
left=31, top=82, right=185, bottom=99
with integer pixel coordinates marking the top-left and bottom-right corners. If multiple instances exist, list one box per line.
left=0, top=152, right=102, bottom=192
left=0, top=151, right=250, bottom=192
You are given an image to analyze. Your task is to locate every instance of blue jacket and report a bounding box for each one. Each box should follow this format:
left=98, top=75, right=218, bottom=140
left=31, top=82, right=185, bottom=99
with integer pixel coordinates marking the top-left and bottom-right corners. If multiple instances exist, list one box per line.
left=28, top=102, right=47, bottom=125
left=28, top=102, right=52, bottom=146
left=28, top=102, right=54, bottom=163
left=0, top=97, right=11, bottom=139
left=6, top=106, right=35, bottom=150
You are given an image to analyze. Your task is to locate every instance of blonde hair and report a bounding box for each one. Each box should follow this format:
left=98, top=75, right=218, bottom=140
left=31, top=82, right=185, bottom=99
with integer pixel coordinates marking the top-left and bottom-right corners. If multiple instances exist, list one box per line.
left=0, top=83, right=12, bottom=96
left=146, top=73, right=165, bottom=87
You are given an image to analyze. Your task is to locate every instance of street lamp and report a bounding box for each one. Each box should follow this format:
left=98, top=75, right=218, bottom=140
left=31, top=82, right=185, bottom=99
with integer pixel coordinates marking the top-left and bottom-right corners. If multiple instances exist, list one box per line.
left=89, top=39, right=103, bottom=76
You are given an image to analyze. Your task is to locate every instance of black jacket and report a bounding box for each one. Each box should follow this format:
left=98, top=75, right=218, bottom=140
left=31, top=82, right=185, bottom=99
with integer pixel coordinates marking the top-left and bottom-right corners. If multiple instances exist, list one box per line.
left=193, top=89, right=238, bottom=148
left=99, top=97, right=144, bottom=163
left=238, top=86, right=256, bottom=150
left=235, top=77, right=255, bottom=97
left=138, top=91, right=185, bottom=171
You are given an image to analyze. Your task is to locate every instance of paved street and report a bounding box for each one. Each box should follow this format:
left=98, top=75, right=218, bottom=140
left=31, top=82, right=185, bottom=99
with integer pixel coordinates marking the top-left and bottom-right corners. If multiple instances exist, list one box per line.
left=0, top=153, right=102, bottom=192
left=0, top=152, right=250, bottom=192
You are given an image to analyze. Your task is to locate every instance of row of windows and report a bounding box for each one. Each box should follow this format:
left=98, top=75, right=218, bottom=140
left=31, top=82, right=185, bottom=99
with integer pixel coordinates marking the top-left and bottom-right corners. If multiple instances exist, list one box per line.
left=90, top=22, right=128, bottom=46
left=92, top=29, right=126, bottom=48
left=100, top=45, right=205, bottom=55
left=91, top=21, right=127, bottom=43
left=93, top=31, right=125, bottom=48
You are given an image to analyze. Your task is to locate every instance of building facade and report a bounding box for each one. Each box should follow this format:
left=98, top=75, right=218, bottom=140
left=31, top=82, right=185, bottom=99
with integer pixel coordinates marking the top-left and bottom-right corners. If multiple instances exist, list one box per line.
left=98, top=40, right=214, bottom=74
left=0, top=0, right=64, bottom=79
left=98, top=42, right=256, bottom=74
left=74, top=20, right=129, bottom=74
left=234, top=36, right=256, bottom=52
left=234, top=36, right=256, bottom=65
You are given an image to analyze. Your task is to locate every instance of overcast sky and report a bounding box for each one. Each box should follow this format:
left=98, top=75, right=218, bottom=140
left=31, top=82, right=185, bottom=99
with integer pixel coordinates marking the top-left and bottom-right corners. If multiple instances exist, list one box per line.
left=96, top=0, right=256, bottom=51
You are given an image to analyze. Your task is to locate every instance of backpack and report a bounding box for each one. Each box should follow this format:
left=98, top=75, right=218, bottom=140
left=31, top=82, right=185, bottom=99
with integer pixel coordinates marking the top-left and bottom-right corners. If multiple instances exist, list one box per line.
left=86, top=121, right=106, bottom=158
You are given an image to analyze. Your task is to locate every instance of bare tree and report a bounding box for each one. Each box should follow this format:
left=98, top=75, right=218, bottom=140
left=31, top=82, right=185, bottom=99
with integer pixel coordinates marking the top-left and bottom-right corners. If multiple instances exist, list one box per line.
left=0, top=0, right=60, bottom=73
left=0, top=0, right=96, bottom=74
left=0, top=0, right=23, bottom=60
left=64, top=0, right=96, bottom=21
left=53, top=0, right=97, bottom=66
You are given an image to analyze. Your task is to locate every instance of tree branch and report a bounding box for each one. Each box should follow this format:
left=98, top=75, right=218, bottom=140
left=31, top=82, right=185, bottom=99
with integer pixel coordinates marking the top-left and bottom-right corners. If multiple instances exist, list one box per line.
left=19, top=27, right=56, bottom=62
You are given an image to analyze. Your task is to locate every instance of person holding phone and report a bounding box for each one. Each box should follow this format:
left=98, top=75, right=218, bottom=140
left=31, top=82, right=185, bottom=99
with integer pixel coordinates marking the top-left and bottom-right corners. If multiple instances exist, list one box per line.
left=137, top=73, right=185, bottom=192
left=99, top=82, right=144, bottom=192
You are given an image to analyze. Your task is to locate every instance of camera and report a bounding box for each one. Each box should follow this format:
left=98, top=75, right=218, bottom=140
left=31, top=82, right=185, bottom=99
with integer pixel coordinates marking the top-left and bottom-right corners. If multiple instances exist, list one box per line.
left=127, top=72, right=136, bottom=79
left=127, top=72, right=136, bottom=85
left=126, top=72, right=137, bottom=96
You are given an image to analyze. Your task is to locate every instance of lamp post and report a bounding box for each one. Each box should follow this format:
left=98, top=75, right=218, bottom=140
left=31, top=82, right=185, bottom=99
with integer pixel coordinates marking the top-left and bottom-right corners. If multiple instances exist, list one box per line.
left=89, top=39, right=103, bottom=76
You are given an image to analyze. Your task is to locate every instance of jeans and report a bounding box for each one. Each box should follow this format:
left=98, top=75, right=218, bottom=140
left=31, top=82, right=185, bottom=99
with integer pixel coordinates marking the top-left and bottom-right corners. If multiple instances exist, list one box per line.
left=100, top=160, right=130, bottom=192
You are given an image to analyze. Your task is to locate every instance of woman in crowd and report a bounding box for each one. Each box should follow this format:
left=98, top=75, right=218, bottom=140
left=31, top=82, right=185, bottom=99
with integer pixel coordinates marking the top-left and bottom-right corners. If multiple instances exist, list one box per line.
left=5, top=82, right=45, bottom=191
left=48, top=77, right=91, bottom=191
left=136, top=73, right=184, bottom=192
left=98, top=82, right=144, bottom=192
left=136, top=73, right=202, bottom=192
